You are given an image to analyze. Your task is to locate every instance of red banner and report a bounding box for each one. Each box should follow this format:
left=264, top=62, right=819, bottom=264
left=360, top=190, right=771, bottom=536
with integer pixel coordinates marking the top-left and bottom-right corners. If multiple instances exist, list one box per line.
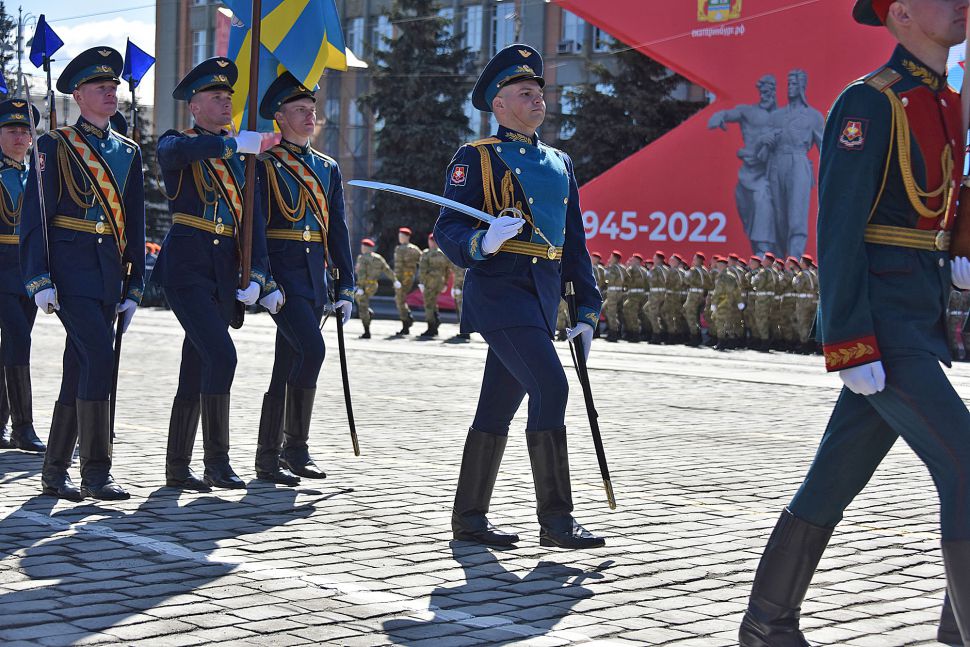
left=555, top=0, right=896, bottom=261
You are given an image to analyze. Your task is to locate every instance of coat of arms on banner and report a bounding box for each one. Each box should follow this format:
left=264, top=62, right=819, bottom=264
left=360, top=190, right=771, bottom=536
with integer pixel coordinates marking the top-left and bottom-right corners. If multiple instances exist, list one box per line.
left=698, top=0, right=742, bottom=22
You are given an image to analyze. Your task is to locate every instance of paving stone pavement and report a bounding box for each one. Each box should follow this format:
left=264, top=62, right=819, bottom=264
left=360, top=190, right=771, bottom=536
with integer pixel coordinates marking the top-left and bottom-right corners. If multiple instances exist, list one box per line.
left=0, top=308, right=962, bottom=646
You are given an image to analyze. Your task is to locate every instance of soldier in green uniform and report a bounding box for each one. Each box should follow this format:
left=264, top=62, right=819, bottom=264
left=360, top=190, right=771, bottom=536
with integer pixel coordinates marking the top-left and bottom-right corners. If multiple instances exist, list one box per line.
left=793, top=255, right=819, bottom=354
left=603, top=250, right=626, bottom=342
left=703, top=256, right=719, bottom=346
left=735, top=255, right=752, bottom=348
left=713, top=256, right=742, bottom=350
left=590, top=251, right=607, bottom=337
left=393, top=226, right=422, bottom=335
left=622, top=253, right=648, bottom=342
left=682, top=252, right=708, bottom=346
left=663, top=254, right=687, bottom=344
left=447, top=259, right=470, bottom=342
left=749, top=256, right=772, bottom=351
left=647, top=251, right=669, bottom=344
left=354, top=237, right=394, bottom=339
left=417, top=233, right=452, bottom=338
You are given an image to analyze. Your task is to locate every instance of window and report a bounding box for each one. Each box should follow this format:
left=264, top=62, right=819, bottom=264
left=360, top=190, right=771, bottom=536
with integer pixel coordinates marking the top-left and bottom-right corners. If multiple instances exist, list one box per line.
left=346, top=17, right=365, bottom=56
left=491, top=4, right=516, bottom=56
left=191, top=30, right=208, bottom=66
left=372, top=15, right=392, bottom=53
left=464, top=5, right=483, bottom=53
left=592, top=26, right=613, bottom=53
left=559, top=85, right=578, bottom=140
left=348, top=101, right=366, bottom=154
left=560, top=10, right=585, bottom=53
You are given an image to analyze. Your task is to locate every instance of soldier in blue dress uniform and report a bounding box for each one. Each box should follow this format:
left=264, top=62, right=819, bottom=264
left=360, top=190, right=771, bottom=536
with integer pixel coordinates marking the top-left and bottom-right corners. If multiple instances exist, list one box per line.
left=253, top=72, right=355, bottom=485
left=21, top=46, right=146, bottom=501
left=0, top=100, right=44, bottom=453
left=434, top=45, right=604, bottom=549
left=739, top=2, right=970, bottom=644
left=154, top=57, right=274, bottom=491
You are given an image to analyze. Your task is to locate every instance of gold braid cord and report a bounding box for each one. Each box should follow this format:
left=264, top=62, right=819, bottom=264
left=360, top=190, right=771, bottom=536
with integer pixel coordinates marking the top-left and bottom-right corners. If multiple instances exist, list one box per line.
left=57, top=142, right=96, bottom=209
left=262, top=157, right=307, bottom=222
left=476, top=144, right=557, bottom=251
left=191, top=162, right=221, bottom=208
left=0, top=186, right=21, bottom=227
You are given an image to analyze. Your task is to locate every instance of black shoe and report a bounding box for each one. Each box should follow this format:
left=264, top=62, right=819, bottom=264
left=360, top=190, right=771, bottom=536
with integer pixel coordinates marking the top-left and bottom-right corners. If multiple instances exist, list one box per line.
left=200, top=394, right=245, bottom=489
left=556, top=330, right=568, bottom=342
left=738, top=509, right=833, bottom=647
left=397, top=314, right=413, bottom=336
left=526, top=427, right=605, bottom=549
left=81, top=476, right=130, bottom=501
left=458, top=333, right=470, bottom=340
left=41, top=401, right=82, bottom=501
left=255, top=392, right=300, bottom=486
left=942, top=541, right=970, bottom=646
left=77, top=399, right=128, bottom=500
left=939, top=594, right=962, bottom=645
left=359, top=331, right=371, bottom=339
left=280, top=386, right=326, bottom=479
left=606, top=331, right=619, bottom=343
left=256, top=468, right=301, bottom=486
left=165, top=398, right=211, bottom=491
left=7, top=366, right=45, bottom=452
left=452, top=428, right=519, bottom=546
left=419, top=326, right=435, bottom=337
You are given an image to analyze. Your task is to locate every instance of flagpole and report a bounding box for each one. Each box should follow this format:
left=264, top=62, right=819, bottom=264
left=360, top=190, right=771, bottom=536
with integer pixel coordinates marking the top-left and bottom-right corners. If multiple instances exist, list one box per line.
left=43, top=55, right=56, bottom=130
left=129, top=80, right=139, bottom=145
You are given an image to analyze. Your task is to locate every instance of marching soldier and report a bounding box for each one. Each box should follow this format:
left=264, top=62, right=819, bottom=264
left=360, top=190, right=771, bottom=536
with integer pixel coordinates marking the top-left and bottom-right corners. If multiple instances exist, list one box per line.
left=253, top=72, right=356, bottom=485
left=0, top=100, right=44, bottom=452
left=603, top=250, right=626, bottom=342
left=555, top=298, right=570, bottom=341
left=749, top=256, right=774, bottom=352
left=740, top=2, right=970, bottom=643
left=392, top=226, right=421, bottom=335
left=682, top=252, right=708, bottom=346
left=622, top=253, right=648, bottom=342
left=703, top=256, right=719, bottom=346
left=154, top=57, right=271, bottom=491
left=947, top=288, right=968, bottom=361
left=354, top=238, right=394, bottom=339
left=435, top=44, right=605, bottom=549
left=663, top=253, right=688, bottom=344
left=590, top=251, right=607, bottom=337
left=22, top=47, right=146, bottom=500
left=417, top=233, right=452, bottom=337
left=448, top=259, right=470, bottom=342
left=712, top=256, right=742, bottom=350
left=793, top=255, right=818, bottom=354
left=647, top=251, right=669, bottom=344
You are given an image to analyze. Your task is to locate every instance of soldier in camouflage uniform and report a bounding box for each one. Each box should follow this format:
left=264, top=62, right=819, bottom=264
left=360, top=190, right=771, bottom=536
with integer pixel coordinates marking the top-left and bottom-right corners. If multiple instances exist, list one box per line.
left=792, top=255, right=819, bottom=354
left=735, top=256, right=752, bottom=348
left=448, top=260, right=470, bottom=342
left=622, top=253, right=648, bottom=342
left=713, top=256, right=743, bottom=350
left=354, top=238, right=395, bottom=339
left=703, top=256, right=719, bottom=346
left=946, top=288, right=968, bottom=361
left=683, top=252, right=708, bottom=346
left=591, top=252, right=607, bottom=337
left=663, top=254, right=688, bottom=344
left=602, top=251, right=627, bottom=342
left=393, top=226, right=422, bottom=335
left=647, top=252, right=669, bottom=344
left=775, top=258, right=798, bottom=350
left=749, top=256, right=772, bottom=351
left=417, top=233, right=452, bottom=338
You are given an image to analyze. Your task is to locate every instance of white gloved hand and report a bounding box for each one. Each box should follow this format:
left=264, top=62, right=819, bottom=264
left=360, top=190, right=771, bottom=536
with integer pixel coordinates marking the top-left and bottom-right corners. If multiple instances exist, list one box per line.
left=452, top=288, right=462, bottom=297
left=116, top=298, right=137, bottom=333
left=259, top=289, right=285, bottom=314
left=355, top=288, right=365, bottom=297
left=738, top=303, right=746, bottom=311
left=34, top=287, right=59, bottom=314
left=334, top=299, right=353, bottom=325
left=839, top=361, right=886, bottom=396
left=393, top=280, right=402, bottom=289
left=233, top=130, right=262, bottom=155
left=418, top=283, right=425, bottom=293
left=952, top=257, right=970, bottom=289
left=710, top=305, right=717, bottom=314
left=566, top=322, right=594, bottom=361
left=481, top=215, right=526, bottom=255
left=236, top=280, right=260, bottom=305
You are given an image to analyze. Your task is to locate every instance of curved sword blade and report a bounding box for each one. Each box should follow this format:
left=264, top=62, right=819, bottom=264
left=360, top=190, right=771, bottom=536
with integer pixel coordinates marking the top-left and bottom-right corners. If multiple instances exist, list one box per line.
left=348, top=180, right=496, bottom=224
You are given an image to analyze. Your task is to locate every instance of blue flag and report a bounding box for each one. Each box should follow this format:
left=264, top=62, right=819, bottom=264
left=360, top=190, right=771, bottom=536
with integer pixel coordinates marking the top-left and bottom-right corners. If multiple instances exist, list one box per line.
left=29, top=14, right=64, bottom=68
left=122, top=39, right=156, bottom=89
left=0, top=73, right=7, bottom=95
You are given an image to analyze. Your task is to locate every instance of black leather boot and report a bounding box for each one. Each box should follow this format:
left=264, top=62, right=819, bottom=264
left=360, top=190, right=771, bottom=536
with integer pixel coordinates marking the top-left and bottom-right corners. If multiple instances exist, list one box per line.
left=556, top=329, right=567, bottom=342
left=255, top=393, right=300, bottom=486
left=165, top=398, right=210, bottom=491
left=526, top=427, right=605, bottom=549
left=41, top=401, right=82, bottom=501
left=77, top=399, right=129, bottom=500
left=0, top=367, right=10, bottom=449
left=940, top=594, right=962, bottom=645
left=452, top=428, right=519, bottom=546
left=7, top=366, right=45, bottom=452
left=942, top=541, right=970, bottom=646
left=280, top=386, right=325, bottom=479
left=738, top=509, right=833, bottom=647
left=360, top=320, right=371, bottom=339
left=397, top=314, right=412, bottom=336
left=201, top=393, right=245, bottom=489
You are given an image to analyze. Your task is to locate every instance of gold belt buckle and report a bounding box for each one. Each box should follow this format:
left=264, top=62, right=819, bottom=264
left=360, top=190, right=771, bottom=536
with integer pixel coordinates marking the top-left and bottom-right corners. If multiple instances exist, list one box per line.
left=935, top=230, right=947, bottom=251
left=546, top=246, right=557, bottom=260
left=215, top=223, right=225, bottom=235
left=95, top=221, right=105, bottom=234
left=302, top=230, right=312, bottom=242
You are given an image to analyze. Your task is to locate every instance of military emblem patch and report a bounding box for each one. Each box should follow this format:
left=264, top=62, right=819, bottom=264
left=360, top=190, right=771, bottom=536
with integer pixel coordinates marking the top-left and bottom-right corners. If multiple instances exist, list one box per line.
left=838, top=118, right=867, bottom=150
left=450, top=164, right=468, bottom=186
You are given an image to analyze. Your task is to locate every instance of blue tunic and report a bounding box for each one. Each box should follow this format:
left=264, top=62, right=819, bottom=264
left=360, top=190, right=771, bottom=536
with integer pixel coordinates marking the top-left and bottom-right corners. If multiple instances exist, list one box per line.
left=0, top=156, right=27, bottom=296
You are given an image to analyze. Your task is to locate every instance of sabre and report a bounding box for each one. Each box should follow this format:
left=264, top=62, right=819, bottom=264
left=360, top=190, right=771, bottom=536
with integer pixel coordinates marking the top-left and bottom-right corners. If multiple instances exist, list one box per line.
left=330, top=267, right=360, bottom=456
left=348, top=180, right=502, bottom=224
left=24, top=83, right=57, bottom=313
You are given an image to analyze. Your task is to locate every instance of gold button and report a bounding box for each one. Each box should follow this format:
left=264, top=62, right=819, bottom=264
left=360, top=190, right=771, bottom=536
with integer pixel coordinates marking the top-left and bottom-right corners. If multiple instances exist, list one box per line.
left=531, top=257, right=538, bottom=264
left=239, top=154, right=246, bottom=160
left=562, top=228, right=566, bottom=235
left=305, top=225, right=310, bottom=230
left=97, top=237, right=103, bottom=243
left=95, top=222, right=105, bottom=234
left=519, top=148, right=526, bottom=154
left=324, top=162, right=329, bottom=168
left=217, top=217, right=223, bottom=223
left=306, top=247, right=311, bottom=253
left=126, top=147, right=132, bottom=153
left=275, top=162, right=282, bottom=168
left=302, top=230, right=312, bottom=242
left=215, top=223, right=225, bottom=234
left=496, top=146, right=502, bottom=152
left=515, top=168, right=521, bottom=174
left=563, top=198, right=568, bottom=204
left=213, top=239, right=220, bottom=245
left=528, top=197, right=534, bottom=204
left=902, top=97, right=909, bottom=107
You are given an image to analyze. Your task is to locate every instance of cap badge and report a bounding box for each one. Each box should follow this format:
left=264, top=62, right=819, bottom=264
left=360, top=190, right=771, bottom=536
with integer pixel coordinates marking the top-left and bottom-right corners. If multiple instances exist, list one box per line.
left=216, top=59, right=230, bottom=67
left=11, top=101, right=24, bottom=108
left=98, top=49, right=112, bottom=57
left=517, top=49, right=532, bottom=58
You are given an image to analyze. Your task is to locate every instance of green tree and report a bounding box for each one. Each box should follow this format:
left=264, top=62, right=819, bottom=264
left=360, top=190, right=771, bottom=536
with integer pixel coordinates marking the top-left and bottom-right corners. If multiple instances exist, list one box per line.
left=0, top=1, right=16, bottom=87
left=558, top=47, right=707, bottom=185
left=358, top=0, right=470, bottom=254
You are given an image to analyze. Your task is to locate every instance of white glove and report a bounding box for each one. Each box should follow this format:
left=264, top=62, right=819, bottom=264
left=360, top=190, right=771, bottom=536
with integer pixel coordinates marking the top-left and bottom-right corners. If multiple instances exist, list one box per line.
left=566, top=322, right=594, bottom=361
left=418, top=283, right=425, bottom=293
left=393, top=280, right=402, bottom=289
left=233, top=130, right=261, bottom=155
left=355, top=288, right=365, bottom=297
left=738, top=303, right=746, bottom=311
left=481, top=215, right=526, bottom=255
left=236, top=280, right=260, bottom=305
left=711, top=305, right=717, bottom=314
left=116, top=298, right=137, bottom=333
left=259, top=289, right=284, bottom=314
left=452, top=288, right=462, bottom=297
left=839, top=361, right=886, bottom=396
left=334, top=299, right=353, bottom=325
left=34, top=287, right=59, bottom=314
left=952, top=257, right=970, bottom=289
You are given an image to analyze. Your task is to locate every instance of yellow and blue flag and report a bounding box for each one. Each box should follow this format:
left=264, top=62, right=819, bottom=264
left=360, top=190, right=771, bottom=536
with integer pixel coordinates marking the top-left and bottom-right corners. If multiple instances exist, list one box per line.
left=225, top=0, right=348, bottom=132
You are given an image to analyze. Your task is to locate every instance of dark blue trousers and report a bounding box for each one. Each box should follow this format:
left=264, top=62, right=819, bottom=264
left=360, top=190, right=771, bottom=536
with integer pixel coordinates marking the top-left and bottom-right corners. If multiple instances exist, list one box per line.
left=472, top=326, right=569, bottom=435
left=55, top=296, right=115, bottom=401
left=165, top=286, right=237, bottom=397
left=57, top=339, right=81, bottom=405
left=0, top=293, right=36, bottom=366
left=267, top=296, right=325, bottom=397
left=789, top=353, right=970, bottom=540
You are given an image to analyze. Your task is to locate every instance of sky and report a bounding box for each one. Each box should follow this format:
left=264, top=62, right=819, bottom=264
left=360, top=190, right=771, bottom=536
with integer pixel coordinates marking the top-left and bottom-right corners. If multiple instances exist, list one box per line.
left=18, top=1, right=157, bottom=104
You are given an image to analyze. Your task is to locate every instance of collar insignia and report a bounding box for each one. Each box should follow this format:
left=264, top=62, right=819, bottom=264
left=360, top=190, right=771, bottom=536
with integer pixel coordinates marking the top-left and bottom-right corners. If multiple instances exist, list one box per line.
left=80, top=122, right=106, bottom=139
left=902, top=59, right=941, bottom=91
